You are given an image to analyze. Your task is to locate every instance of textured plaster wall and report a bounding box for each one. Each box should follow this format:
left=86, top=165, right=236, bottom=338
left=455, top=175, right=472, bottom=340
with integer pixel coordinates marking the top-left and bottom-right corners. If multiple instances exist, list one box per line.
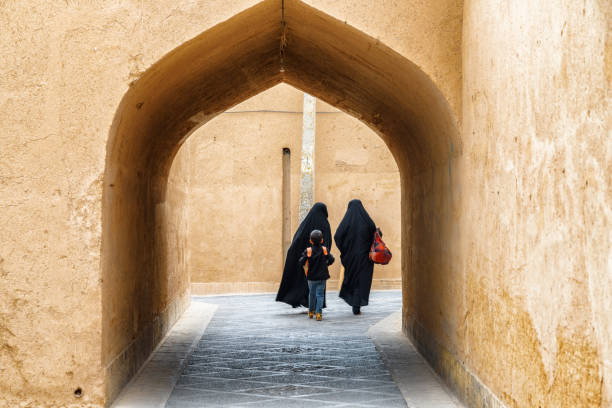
left=7, top=1, right=609, bottom=408
left=0, top=1, right=262, bottom=405
left=165, top=136, right=191, bottom=310
left=1, top=0, right=462, bottom=405
left=442, top=0, right=611, bottom=405
left=0, top=2, right=116, bottom=406
left=315, top=98, right=402, bottom=286
left=177, top=85, right=303, bottom=294
left=169, top=84, right=401, bottom=295
left=100, top=0, right=463, bottom=402
left=302, top=0, right=463, bottom=120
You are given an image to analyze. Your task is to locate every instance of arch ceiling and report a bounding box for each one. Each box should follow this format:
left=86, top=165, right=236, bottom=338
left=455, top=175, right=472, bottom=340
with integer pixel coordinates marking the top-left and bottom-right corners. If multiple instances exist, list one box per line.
left=105, top=0, right=459, bottom=196
left=102, top=0, right=460, bottom=400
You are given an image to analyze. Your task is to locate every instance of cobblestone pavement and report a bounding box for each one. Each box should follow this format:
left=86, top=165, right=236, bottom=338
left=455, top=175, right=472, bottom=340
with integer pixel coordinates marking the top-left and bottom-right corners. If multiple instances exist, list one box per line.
left=166, top=291, right=406, bottom=407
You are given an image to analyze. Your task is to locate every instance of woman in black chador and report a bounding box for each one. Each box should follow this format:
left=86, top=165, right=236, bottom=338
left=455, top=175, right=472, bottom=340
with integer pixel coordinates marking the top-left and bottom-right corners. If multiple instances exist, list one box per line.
left=334, top=199, right=377, bottom=315
left=276, top=203, right=332, bottom=307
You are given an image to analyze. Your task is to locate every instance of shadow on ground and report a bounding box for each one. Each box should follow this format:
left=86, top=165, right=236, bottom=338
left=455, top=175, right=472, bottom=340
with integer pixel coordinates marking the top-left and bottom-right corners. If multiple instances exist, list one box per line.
left=167, top=291, right=406, bottom=407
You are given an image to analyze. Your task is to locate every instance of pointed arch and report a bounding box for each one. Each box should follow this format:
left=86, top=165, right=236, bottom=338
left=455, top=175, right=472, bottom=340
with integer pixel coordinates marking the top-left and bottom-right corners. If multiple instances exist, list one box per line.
left=101, top=0, right=460, bottom=401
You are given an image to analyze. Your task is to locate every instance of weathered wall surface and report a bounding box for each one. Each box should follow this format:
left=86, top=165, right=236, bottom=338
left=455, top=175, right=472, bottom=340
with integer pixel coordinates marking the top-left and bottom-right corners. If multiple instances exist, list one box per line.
left=302, top=0, right=463, bottom=121
left=7, top=1, right=610, bottom=408
left=164, top=133, right=192, bottom=320
left=3, top=1, right=455, bottom=405
left=178, top=85, right=303, bottom=294
left=315, top=98, right=402, bottom=288
left=0, top=2, right=113, bottom=406
left=0, top=1, right=263, bottom=406
left=459, top=1, right=611, bottom=405
left=403, top=1, right=611, bottom=407
left=173, top=84, right=401, bottom=295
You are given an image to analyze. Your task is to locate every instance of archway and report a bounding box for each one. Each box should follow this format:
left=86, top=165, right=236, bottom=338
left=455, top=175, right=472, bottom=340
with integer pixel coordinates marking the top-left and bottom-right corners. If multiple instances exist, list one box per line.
left=171, top=84, right=403, bottom=296
left=101, top=0, right=460, bottom=401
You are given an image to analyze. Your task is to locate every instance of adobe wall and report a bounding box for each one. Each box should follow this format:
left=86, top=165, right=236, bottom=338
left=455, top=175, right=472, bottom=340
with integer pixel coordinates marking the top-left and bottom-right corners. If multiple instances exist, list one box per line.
left=403, top=1, right=611, bottom=407
left=0, top=1, right=264, bottom=406
left=178, top=85, right=303, bottom=295
left=173, top=84, right=401, bottom=296
left=4, top=1, right=609, bottom=408
left=315, top=97, right=402, bottom=289
left=2, top=1, right=457, bottom=406
left=452, top=0, right=610, bottom=405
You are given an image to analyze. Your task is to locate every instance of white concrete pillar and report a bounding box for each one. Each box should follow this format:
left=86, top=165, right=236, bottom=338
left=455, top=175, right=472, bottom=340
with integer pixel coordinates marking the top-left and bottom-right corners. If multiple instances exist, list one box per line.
left=298, top=93, right=316, bottom=222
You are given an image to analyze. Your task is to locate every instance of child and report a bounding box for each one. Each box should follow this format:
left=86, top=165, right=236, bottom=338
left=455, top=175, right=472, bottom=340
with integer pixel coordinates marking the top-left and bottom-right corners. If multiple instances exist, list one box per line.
left=299, top=229, right=335, bottom=321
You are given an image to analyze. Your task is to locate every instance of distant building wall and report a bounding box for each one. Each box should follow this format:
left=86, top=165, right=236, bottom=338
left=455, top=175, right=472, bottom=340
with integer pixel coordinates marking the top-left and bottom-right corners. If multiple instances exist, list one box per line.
left=170, top=84, right=401, bottom=295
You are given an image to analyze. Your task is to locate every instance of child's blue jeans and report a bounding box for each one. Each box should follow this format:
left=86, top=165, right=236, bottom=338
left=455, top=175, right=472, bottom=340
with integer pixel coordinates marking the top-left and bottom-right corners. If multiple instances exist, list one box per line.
left=307, top=280, right=326, bottom=315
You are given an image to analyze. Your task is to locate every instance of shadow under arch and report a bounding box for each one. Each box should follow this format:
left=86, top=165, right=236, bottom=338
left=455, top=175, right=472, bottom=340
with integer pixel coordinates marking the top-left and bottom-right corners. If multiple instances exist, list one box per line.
left=101, top=0, right=460, bottom=402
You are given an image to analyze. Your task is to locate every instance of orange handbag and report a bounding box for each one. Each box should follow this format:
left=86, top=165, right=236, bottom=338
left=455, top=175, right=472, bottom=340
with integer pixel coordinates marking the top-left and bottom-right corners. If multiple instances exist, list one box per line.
left=369, top=228, right=392, bottom=265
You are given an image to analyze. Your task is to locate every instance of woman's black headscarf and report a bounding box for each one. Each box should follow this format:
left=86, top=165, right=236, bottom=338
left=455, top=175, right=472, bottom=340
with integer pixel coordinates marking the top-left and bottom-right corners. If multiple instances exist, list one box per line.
left=334, top=199, right=376, bottom=308
left=276, top=202, right=332, bottom=307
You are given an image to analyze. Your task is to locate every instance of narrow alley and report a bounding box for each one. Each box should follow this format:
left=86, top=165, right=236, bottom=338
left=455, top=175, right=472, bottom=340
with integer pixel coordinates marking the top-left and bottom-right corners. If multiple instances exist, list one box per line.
left=114, top=291, right=460, bottom=408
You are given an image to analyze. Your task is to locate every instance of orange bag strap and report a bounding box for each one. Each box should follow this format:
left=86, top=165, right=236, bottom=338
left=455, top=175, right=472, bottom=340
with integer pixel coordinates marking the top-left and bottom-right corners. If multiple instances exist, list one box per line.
left=307, top=247, right=327, bottom=256
left=304, top=248, right=311, bottom=276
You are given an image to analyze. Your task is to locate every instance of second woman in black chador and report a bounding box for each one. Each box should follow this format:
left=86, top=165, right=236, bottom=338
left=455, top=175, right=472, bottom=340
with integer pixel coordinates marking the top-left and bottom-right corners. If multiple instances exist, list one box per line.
left=276, top=203, right=332, bottom=307
left=334, top=199, right=376, bottom=314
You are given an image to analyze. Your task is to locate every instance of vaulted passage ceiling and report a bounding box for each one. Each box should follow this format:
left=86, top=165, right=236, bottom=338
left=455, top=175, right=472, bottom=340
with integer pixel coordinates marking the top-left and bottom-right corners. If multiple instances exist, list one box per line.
left=102, top=0, right=460, bottom=400
left=105, top=0, right=460, bottom=198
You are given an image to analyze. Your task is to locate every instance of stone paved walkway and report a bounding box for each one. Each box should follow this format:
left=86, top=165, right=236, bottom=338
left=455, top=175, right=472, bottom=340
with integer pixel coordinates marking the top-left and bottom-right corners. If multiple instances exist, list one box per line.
left=166, top=291, right=407, bottom=407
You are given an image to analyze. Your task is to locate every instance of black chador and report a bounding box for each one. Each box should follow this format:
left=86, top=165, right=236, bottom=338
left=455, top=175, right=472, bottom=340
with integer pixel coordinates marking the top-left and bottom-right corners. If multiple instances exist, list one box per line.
left=334, top=199, right=376, bottom=314
left=276, top=203, right=332, bottom=307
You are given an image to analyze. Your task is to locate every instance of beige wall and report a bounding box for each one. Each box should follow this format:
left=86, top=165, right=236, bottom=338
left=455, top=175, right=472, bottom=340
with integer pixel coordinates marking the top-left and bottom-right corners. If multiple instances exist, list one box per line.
left=0, top=0, right=609, bottom=407
left=171, top=84, right=401, bottom=295
left=315, top=99, right=402, bottom=286
left=405, top=1, right=611, bottom=407
left=180, top=85, right=303, bottom=294
left=0, top=1, right=266, bottom=405
left=452, top=0, right=611, bottom=405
